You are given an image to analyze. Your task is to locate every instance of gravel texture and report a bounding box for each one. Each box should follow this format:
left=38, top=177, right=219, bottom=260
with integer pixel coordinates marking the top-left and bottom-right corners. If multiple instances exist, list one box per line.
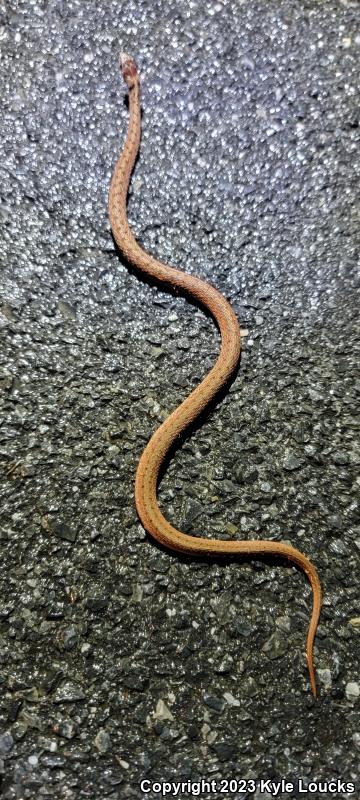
left=1, top=1, right=359, bottom=798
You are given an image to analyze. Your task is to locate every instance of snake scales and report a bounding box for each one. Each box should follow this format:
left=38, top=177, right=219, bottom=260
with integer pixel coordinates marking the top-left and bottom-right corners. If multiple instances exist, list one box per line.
left=108, top=54, right=322, bottom=697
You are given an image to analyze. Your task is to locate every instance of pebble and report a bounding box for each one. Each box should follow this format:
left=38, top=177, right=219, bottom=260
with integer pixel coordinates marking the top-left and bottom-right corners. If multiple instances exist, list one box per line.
left=202, top=692, right=224, bottom=712
left=283, top=451, right=303, bottom=471
left=212, top=741, right=237, bottom=762
left=262, top=632, right=288, bottom=659
left=352, top=733, right=360, bottom=750
left=223, top=691, right=240, bottom=707
left=332, top=451, right=349, bottom=465
left=154, top=699, right=174, bottom=721
left=94, top=728, right=111, bottom=754
left=0, top=731, right=14, bottom=755
left=53, top=720, right=78, bottom=740
left=317, top=668, right=332, bottom=690
left=48, top=518, right=77, bottom=543
left=41, top=754, right=66, bottom=768
left=53, top=682, right=86, bottom=703
left=345, top=682, right=360, bottom=701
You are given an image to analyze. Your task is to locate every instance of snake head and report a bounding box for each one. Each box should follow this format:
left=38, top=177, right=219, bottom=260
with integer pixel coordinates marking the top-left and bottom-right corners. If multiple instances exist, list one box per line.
left=120, top=53, right=139, bottom=90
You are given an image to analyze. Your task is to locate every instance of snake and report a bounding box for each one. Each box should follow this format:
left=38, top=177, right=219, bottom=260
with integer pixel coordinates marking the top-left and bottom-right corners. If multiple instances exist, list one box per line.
left=108, top=54, right=322, bottom=697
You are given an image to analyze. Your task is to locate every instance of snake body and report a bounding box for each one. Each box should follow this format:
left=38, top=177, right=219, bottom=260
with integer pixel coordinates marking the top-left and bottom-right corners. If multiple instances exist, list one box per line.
left=108, top=54, right=322, bottom=697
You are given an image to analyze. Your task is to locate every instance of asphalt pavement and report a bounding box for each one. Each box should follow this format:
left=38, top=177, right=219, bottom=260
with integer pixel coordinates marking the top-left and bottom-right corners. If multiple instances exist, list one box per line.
left=0, top=1, right=359, bottom=798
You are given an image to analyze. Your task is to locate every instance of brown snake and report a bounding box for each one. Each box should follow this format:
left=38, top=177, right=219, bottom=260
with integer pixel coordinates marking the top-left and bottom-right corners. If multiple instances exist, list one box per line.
left=108, top=54, right=322, bottom=697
